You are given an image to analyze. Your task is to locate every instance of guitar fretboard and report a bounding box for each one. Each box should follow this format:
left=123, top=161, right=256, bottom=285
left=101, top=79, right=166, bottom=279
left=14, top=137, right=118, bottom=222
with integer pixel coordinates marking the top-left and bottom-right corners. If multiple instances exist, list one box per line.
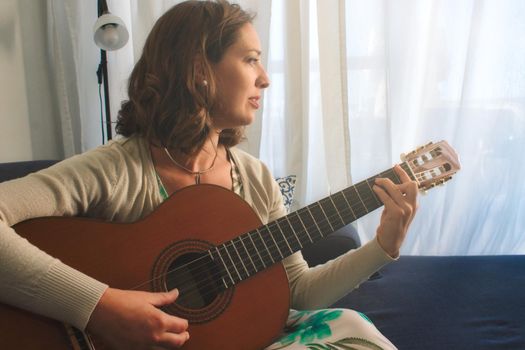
left=207, top=162, right=413, bottom=289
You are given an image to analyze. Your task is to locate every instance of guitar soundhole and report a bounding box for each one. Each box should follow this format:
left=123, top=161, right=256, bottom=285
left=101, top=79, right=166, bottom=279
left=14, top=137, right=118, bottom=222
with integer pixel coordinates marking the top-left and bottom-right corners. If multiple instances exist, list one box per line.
left=165, top=252, right=222, bottom=309
left=152, top=239, right=234, bottom=324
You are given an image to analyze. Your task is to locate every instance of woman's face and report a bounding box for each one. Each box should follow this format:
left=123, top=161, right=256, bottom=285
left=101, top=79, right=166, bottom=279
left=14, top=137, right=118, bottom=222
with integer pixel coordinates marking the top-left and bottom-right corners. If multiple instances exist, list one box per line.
left=210, top=23, right=270, bottom=130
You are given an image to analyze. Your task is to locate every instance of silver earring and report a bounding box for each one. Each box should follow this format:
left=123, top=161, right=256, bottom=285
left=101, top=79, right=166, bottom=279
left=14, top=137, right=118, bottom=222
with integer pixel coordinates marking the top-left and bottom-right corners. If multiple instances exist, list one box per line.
left=203, top=80, right=208, bottom=86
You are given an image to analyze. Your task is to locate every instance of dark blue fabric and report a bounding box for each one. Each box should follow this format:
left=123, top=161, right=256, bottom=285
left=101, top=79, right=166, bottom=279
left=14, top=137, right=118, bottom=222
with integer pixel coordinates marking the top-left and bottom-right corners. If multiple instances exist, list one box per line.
left=0, top=160, right=59, bottom=183
left=332, top=255, right=525, bottom=350
left=302, top=224, right=361, bottom=267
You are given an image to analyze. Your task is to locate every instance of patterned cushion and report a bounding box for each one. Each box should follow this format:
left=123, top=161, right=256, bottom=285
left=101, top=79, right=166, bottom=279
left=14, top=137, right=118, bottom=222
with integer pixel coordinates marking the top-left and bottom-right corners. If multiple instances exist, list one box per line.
left=275, top=175, right=297, bottom=212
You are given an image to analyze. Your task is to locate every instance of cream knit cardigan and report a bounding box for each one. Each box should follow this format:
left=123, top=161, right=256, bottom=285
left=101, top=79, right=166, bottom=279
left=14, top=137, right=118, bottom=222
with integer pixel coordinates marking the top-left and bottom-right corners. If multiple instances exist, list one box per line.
left=0, top=136, right=393, bottom=330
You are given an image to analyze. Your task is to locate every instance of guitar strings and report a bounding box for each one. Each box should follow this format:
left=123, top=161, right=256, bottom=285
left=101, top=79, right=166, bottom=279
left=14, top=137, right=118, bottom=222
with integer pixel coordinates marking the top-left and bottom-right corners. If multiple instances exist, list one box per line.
left=130, top=169, right=405, bottom=302
left=130, top=168, right=402, bottom=294
left=130, top=183, right=382, bottom=294
left=156, top=160, right=439, bottom=301
left=151, top=191, right=383, bottom=303
left=160, top=167, right=438, bottom=303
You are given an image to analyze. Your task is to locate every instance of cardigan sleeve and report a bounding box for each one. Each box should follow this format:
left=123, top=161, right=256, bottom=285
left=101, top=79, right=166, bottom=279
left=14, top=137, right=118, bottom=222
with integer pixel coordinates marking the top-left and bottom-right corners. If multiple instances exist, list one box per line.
left=0, top=145, right=127, bottom=330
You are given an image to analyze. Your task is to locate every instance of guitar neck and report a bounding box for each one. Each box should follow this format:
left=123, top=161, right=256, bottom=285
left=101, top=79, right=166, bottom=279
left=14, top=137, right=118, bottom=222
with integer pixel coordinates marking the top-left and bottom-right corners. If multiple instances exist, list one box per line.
left=209, top=162, right=414, bottom=288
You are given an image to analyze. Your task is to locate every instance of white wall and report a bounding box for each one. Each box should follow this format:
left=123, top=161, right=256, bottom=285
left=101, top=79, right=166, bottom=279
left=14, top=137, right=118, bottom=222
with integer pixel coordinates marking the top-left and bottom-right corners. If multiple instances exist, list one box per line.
left=0, top=0, right=62, bottom=162
left=0, top=0, right=32, bottom=162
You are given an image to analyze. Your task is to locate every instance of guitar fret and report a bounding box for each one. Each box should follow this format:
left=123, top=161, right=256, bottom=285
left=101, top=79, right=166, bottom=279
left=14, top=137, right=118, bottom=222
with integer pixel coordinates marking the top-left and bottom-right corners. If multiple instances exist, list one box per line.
left=208, top=250, right=229, bottom=289
left=328, top=196, right=345, bottom=225
left=223, top=243, right=242, bottom=282
left=305, top=207, right=324, bottom=238
left=356, top=181, right=379, bottom=213
left=340, top=190, right=357, bottom=221
left=332, top=192, right=354, bottom=223
left=389, top=170, right=400, bottom=183
left=264, top=225, right=284, bottom=259
left=278, top=216, right=303, bottom=251
left=214, top=246, right=235, bottom=286
left=231, top=238, right=251, bottom=279
left=289, top=212, right=313, bottom=243
left=256, top=228, right=276, bottom=264
left=345, top=186, right=367, bottom=217
left=300, top=207, right=323, bottom=240
left=275, top=221, right=294, bottom=254
left=308, top=203, right=331, bottom=237
left=401, top=162, right=415, bottom=181
left=285, top=216, right=303, bottom=250
left=317, top=199, right=335, bottom=232
left=365, top=178, right=382, bottom=207
left=259, top=225, right=284, bottom=262
left=319, top=197, right=344, bottom=230
left=381, top=168, right=399, bottom=184
left=239, top=236, right=258, bottom=275
left=248, top=232, right=267, bottom=269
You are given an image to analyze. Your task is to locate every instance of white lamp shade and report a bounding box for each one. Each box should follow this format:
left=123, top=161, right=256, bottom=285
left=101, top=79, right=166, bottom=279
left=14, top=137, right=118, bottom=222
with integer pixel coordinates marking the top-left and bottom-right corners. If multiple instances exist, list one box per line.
left=93, top=13, right=129, bottom=51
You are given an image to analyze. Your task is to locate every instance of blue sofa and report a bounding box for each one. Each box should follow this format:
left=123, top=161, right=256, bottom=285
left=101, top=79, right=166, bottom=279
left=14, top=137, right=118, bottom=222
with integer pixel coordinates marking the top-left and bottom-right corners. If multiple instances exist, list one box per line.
left=1, top=160, right=524, bottom=349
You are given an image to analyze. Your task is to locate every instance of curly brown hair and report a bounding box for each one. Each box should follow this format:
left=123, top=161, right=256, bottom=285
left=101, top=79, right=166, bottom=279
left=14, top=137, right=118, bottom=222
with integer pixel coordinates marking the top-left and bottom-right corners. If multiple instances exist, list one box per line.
left=116, top=0, right=254, bottom=155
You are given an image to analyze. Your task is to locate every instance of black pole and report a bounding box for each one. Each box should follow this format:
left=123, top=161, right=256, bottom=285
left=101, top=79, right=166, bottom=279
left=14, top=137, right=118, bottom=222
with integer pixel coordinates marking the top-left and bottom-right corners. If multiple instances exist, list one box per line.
left=98, top=0, right=108, bottom=16
left=97, top=0, right=112, bottom=141
left=101, top=49, right=112, bottom=141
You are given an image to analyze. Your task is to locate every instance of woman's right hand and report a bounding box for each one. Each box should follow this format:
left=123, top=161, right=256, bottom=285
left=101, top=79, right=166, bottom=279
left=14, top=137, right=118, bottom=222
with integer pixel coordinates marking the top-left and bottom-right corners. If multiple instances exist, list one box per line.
left=86, top=288, right=190, bottom=349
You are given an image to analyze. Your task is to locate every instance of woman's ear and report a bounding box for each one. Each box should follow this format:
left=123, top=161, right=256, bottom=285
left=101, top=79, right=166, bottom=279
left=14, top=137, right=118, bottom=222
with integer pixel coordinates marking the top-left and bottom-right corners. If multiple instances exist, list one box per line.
left=194, top=54, right=208, bottom=86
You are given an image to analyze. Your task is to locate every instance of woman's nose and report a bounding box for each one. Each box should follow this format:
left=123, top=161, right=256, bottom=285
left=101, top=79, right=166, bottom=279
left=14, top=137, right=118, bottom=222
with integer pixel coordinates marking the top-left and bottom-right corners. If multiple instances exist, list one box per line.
left=256, top=67, right=270, bottom=89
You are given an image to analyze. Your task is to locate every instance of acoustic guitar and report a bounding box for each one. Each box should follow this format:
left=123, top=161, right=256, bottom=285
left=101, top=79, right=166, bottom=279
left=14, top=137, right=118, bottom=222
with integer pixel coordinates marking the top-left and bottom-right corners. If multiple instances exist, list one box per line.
left=0, top=141, right=460, bottom=349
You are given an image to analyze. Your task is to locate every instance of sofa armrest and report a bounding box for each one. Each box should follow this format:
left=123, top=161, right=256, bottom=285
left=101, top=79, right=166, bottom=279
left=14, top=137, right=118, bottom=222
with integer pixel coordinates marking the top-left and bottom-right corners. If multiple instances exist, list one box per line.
left=0, top=160, right=60, bottom=183
left=301, top=224, right=361, bottom=267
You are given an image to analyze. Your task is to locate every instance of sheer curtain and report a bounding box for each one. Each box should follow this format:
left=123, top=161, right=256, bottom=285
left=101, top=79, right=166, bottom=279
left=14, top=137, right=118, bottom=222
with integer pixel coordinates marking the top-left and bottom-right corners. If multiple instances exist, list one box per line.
left=260, top=0, right=525, bottom=255
left=343, top=0, right=525, bottom=255
left=260, top=0, right=352, bottom=212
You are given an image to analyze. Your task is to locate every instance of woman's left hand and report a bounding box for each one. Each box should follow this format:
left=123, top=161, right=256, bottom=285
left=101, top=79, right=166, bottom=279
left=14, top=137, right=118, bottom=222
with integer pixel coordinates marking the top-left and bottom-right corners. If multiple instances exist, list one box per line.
left=372, top=165, right=419, bottom=258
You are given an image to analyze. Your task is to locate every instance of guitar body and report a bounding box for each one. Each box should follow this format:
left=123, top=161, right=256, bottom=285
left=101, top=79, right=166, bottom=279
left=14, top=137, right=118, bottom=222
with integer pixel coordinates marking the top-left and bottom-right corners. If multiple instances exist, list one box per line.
left=0, top=185, right=290, bottom=350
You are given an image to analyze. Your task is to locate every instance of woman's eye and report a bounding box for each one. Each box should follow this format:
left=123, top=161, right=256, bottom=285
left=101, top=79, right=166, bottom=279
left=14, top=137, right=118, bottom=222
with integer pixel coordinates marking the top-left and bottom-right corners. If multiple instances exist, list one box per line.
left=248, top=57, right=259, bottom=65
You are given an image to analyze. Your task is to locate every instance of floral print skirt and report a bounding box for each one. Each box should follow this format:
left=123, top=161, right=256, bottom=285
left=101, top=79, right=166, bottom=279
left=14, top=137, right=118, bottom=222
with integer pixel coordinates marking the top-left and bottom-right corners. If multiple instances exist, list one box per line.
left=265, top=309, right=397, bottom=350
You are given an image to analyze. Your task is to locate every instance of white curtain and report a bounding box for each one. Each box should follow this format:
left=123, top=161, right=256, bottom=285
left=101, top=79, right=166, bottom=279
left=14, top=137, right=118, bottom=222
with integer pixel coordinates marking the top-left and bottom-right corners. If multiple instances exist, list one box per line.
left=260, top=0, right=525, bottom=255
left=47, top=0, right=84, bottom=157
left=48, top=0, right=525, bottom=255
left=342, top=0, right=525, bottom=255
left=260, top=0, right=352, bottom=212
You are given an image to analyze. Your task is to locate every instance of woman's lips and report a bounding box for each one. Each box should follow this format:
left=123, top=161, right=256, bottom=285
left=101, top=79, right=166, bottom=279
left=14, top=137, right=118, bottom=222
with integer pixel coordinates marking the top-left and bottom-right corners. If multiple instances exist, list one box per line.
left=248, top=96, right=260, bottom=109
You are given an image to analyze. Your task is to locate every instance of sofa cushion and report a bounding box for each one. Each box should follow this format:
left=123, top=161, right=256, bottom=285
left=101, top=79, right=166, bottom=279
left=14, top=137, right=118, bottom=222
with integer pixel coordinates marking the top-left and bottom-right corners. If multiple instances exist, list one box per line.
left=332, top=255, right=525, bottom=349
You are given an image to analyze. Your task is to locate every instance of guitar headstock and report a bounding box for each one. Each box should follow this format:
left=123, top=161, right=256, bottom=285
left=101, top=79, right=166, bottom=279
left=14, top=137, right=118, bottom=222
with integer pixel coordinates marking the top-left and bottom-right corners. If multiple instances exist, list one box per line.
left=401, top=141, right=461, bottom=192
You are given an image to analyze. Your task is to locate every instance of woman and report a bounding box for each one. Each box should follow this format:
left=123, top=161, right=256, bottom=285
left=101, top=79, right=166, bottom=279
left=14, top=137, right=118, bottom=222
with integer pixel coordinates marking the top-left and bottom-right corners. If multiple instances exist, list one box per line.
left=0, top=1, right=417, bottom=349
